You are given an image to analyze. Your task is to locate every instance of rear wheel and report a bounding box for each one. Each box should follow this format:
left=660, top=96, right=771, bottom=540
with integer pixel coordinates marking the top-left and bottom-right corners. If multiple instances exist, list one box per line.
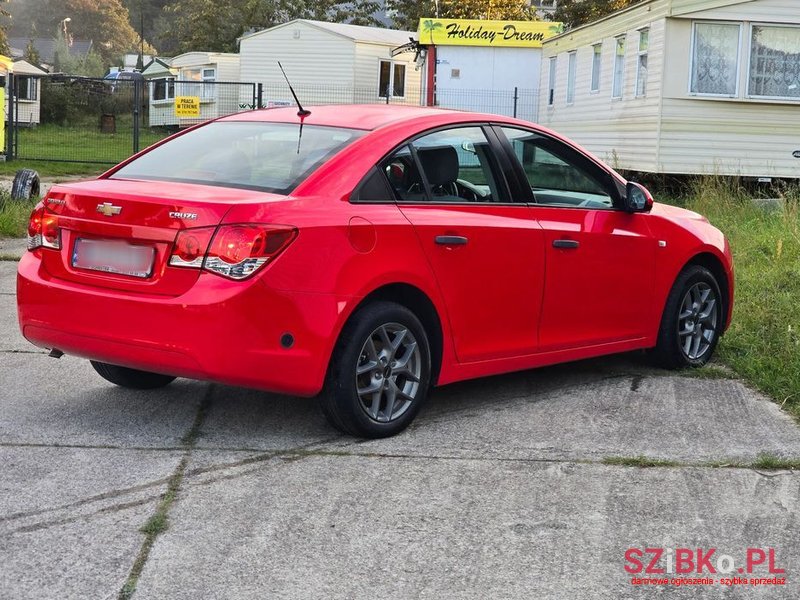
left=651, top=265, right=723, bottom=369
left=90, top=361, right=176, bottom=389
left=321, top=301, right=432, bottom=438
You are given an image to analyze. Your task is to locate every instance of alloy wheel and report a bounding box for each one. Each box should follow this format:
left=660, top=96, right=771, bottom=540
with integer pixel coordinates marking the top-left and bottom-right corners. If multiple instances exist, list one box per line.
left=356, top=322, right=422, bottom=423
left=677, top=282, right=718, bottom=360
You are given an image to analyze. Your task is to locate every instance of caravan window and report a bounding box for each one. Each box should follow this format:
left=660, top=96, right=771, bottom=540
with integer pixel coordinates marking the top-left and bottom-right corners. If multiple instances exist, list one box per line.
left=748, top=25, right=800, bottom=100
left=690, top=22, right=741, bottom=96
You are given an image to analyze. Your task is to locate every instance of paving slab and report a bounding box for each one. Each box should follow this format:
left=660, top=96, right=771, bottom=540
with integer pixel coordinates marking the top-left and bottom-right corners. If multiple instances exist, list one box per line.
left=193, top=384, right=342, bottom=452
left=135, top=454, right=799, bottom=600
left=0, top=237, right=26, bottom=260
left=0, top=353, right=206, bottom=448
left=0, top=260, right=18, bottom=293
left=320, top=370, right=800, bottom=464
left=0, top=445, right=181, bottom=600
left=0, top=292, right=34, bottom=353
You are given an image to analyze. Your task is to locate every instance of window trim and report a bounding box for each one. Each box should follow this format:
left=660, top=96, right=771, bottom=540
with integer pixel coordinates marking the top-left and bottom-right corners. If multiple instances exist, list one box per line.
left=688, top=20, right=743, bottom=98
left=181, top=67, right=217, bottom=101
left=150, top=76, right=176, bottom=104
left=378, top=59, right=406, bottom=99
left=548, top=56, right=557, bottom=107
left=566, top=51, right=577, bottom=105
left=590, top=43, right=602, bottom=93
left=17, top=75, right=38, bottom=102
left=635, top=28, right=649, bottom=98
left=745, top=22, right=800, bottom=102
left=612, top=35, right=626, bottom=100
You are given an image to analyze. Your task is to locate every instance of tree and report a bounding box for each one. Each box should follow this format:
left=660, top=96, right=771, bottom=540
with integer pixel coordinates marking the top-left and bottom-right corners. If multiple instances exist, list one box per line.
left=552, top=0, right=644, bottom=29
left=165, top=0, right=382, bottom=54
left=24, top=38, right=42, bottom=65
left=0, top=0, right=9, bottom=55
left=388, top=0, right=538, bottom=32
left=6, top=0, right=144, bottom=67
left=53, top=27, right=105, bottom=75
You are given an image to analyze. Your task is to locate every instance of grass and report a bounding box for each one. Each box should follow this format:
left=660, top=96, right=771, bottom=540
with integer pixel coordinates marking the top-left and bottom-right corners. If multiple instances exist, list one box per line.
left=603, top=453, right=800, bottom=470
left=0, top=160, right=107, bottom=178
left=602, top=456, right=682, bottom=468
left=747, top=453, right=800, bottom=471
left=0, top=195, right=36, bottom=238
left=676, top=176, right=800, bottom=421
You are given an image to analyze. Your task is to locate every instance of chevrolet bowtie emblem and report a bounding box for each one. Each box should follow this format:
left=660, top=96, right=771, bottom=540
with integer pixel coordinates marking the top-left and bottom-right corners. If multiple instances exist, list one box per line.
left=96, top=202, right=122, bottom=217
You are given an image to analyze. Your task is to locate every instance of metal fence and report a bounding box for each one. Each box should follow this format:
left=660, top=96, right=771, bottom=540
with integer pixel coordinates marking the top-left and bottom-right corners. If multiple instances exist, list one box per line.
left=7, top=75, right=257, bottom=165
left=7, top=75, right=539, bottom=165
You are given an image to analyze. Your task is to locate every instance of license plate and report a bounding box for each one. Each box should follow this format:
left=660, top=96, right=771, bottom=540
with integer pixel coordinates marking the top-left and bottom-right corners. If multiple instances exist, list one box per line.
left=72, top=238, right=155, bottom=279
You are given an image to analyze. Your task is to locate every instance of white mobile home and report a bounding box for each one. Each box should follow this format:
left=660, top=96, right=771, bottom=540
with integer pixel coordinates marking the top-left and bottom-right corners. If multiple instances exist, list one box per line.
left=145, top=52, right=242, bottom=128
left=540, top=0, right=800, bottom=178
left=239, top=20, right=423, bottom=106
left=9, top=59, right=47, bottom=126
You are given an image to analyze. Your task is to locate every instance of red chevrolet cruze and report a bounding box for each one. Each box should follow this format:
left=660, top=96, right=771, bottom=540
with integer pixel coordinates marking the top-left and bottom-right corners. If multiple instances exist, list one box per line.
left=17, top=105, right=733, bottom=438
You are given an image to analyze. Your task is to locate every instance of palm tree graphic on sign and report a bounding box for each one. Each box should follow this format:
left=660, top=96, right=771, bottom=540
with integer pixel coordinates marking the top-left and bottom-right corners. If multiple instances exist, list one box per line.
left=421, top=19, right=444, bottom=44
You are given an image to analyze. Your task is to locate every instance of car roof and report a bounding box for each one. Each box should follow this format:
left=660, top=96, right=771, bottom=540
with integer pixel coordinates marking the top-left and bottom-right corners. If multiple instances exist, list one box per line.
left=219, top=104, right=507, bottom=131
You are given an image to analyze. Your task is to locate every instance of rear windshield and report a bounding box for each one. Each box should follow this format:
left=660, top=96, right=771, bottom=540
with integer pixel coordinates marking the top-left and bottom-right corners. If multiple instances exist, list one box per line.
left=110, top=121, right=365, bottom=194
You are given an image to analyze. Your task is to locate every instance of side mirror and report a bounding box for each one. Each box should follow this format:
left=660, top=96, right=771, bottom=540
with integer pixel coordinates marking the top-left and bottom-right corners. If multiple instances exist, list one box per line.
left=461, top=141, right=476, bottom=154
left=624, top=181, right=654, bottom=213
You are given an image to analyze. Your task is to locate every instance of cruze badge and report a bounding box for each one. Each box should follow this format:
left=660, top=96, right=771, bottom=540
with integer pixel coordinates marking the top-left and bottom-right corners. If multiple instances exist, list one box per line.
left=96, top=202, right=122, bottom=216
left=169, top=212, right=198, bottom=220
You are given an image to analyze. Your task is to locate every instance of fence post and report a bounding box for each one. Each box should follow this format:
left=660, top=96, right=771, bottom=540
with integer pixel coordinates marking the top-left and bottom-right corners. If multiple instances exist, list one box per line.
left=6, top=73, right=14, bottom=160
left=256, top=83, right=263, bottom=109
left=132, top=78, right=141, bottom=154
left=513, top=87, right=519, bottom=119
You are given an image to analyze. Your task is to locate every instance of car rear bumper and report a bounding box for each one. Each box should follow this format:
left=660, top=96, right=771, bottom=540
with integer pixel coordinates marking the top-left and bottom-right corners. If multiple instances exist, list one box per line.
left=17, top=252, right=348, bottom=397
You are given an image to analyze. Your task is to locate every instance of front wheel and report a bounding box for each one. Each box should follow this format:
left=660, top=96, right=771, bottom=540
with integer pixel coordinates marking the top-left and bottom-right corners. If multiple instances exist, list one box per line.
left=321, top=301, right=432, bottom=438
left=651, top=265, right=723, bottom=369
left=90, top=361, right=176, bottom=389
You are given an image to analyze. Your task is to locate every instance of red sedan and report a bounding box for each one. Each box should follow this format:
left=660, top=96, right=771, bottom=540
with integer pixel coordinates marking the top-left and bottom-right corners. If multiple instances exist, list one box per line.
left=17, top=105, right=733, bottom=438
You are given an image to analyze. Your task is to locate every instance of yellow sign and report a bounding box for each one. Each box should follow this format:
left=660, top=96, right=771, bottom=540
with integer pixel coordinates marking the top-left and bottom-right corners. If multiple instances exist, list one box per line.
left=418, top=18, right=563, bottom=48
left=174, top=96, right=200, bottom=117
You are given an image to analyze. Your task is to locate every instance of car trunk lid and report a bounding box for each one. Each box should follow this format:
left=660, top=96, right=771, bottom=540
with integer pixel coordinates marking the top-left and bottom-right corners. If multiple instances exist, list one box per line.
left=40, top=178, right=284, bottom=296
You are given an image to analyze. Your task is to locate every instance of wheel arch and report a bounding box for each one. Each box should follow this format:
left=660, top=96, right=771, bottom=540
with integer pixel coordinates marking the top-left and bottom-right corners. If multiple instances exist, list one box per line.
left=345, top=283, right=445, bottom=386
left=683, top=251, right=732, bottom=331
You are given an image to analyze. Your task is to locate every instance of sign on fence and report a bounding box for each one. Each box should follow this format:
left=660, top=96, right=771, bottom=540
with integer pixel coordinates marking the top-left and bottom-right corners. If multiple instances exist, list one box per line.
left=174, top=96, right=200, bottom=117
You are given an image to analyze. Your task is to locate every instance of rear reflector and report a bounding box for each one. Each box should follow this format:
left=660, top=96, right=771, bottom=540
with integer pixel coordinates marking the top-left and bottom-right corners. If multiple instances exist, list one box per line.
left=27, top=206, right=61, bottom=251
left=169, top=224, right=297, bottom=280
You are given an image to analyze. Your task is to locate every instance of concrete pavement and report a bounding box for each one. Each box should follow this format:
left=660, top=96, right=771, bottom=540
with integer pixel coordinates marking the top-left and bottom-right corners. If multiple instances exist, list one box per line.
left=0, top=260, right=797, bottom=599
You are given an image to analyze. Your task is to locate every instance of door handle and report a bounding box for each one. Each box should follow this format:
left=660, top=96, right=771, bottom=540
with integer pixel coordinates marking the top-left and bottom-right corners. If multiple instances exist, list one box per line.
left=435, top=235, right=468, bottom=246
left=552, top=239, right=580, bottom=249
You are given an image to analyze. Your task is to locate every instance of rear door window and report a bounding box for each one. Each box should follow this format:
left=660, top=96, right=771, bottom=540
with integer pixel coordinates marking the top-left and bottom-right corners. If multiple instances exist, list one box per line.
left=379, top=126, right=510, bottom=204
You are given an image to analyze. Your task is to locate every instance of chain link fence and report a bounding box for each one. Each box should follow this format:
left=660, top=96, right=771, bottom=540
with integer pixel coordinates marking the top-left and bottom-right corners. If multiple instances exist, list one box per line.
left=8, top=75, right=257, bottom=165
left=8, top=75, right=539, bottom=165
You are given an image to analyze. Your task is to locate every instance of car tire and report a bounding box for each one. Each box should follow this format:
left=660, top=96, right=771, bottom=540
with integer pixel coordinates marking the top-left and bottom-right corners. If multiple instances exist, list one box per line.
left=11, top=169, right=41, bottom=201
left=321, top=301, right=432, bottom=438
left=651, top=265, right=723, bottom=369
left=90, top=361, right=176, bottom=389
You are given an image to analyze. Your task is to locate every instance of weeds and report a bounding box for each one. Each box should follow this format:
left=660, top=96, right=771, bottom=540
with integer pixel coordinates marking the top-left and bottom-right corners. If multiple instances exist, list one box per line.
left=678, top=176, right=800, bottom=421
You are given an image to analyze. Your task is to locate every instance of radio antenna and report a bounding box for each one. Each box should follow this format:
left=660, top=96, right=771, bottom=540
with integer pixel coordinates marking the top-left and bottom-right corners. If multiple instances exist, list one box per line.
left=278, top=62, right=311, bottom=154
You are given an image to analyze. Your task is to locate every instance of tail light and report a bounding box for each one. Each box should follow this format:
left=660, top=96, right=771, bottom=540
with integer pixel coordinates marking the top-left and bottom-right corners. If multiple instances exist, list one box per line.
left=169, top=224, right=297, bottom=280
left=27, top=206, right=61, bottom=251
